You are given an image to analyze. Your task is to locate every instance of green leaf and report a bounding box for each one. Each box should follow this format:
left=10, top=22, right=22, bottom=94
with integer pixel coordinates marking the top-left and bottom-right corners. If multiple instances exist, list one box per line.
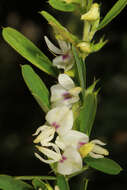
left=2, top=27, right=58, bottom=77
left=40, top=11, right=79, bottom=45
left=22, top=65, right=50, bottom=112
left=98, top=0, right=127, bottom=30
left=84, top=157, right=122, bottom=175
left=72, top=46, right=86, bottom=97
left=0, top=175, right=33, bottom=190
left=32, top=179, right=48, bottom=190
left=77, top=81, right=98, bottom=135
left=57, top=175, right=70, bottom=190
left=79, top=92, right=97, bottom=135
left=49, top=0, right=77, bottom=12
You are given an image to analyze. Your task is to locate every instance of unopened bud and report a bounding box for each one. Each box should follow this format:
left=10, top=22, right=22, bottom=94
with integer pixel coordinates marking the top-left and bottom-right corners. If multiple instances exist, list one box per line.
left=77, top=42, right=91, bottom=53
left=81, top=3, right=100, bottom=21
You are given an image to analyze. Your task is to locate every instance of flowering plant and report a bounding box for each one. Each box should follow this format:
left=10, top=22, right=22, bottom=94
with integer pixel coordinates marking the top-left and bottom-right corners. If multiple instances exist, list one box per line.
left=1, top=0, right=126, bottom=189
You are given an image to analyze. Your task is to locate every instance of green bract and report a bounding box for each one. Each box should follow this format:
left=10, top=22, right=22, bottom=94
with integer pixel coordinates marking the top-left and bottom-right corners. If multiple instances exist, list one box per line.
left=78, top=82, right=98, bottom=135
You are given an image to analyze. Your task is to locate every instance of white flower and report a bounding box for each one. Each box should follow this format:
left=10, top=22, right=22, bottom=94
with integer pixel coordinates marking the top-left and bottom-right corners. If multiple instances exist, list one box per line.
left=46, top=106, right=73, bottom=136
left=57, top=147, right=82, bottom=175
left=51, top=74, right=81, bottom=107
left=55, top=129, right=89, bottom=150
left=56, top=129, right=109, bottom=159
left=44, top=36, right=74, bottom=71
left=33, top=106, right=73, bottom=163
left=55, top=130, right=109, bottom=174
left=33, top=125, right=61, bottom=164
left=55, top=130, right=88, bottom=175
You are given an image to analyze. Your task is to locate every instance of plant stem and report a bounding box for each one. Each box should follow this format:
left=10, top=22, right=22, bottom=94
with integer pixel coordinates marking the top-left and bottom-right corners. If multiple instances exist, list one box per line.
left=84, top=179, right=89, bottom=190
left=14, top=176, right=56, bottom=180
left=68, top=165, right=89, bottom=180
left=82, top=21, right=90, bottom=42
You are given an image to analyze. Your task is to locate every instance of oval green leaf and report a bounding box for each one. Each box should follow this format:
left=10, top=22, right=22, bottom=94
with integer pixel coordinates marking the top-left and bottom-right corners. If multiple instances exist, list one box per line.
left=0, top=175, right=33, bottom=190
left=49, top=0, right=77, bottom=12
left=22, top=65, right=50, bottom=112
left=2, top=27, right=58, bottom=77
left=84, top=157, right=122, bottom=175
left=98, top=0, right=127, bottom=30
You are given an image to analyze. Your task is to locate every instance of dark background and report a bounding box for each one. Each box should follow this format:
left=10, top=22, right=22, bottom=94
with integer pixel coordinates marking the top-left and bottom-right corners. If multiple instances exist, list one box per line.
left=0, top=0, right=127, bottom=189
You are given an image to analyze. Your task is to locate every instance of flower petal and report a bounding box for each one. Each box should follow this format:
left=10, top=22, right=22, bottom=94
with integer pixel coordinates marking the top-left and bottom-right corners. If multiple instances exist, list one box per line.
left=57, top=147, right=82, bottom=175
left=58, top=74, right=75, bottom=90
left=35, top=153, right=58, bottom=164
left=53, top=56, right=67, bottom=69
left=35, top=145, right=61, bottom=163
left=46, top=106, right=73, bottom=135
left=44, top=36, right=62, bottom=54
left=50, top=84, right=67, bottom=102
left=92, top=144, right=109, bottom=156
left=91, top=139, right=106, bottom=146
left=57, top=40, right=70, bottom=53
left=89, top=152, right=104, bottom=159
left=55, top=130, right=89, bottom=150
left=33, top=125, right=55, bottom=145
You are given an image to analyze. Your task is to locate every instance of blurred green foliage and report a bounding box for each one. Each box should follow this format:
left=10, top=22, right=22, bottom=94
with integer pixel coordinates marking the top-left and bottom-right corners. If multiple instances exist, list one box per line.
left=0, top=0, right=127, bottom=190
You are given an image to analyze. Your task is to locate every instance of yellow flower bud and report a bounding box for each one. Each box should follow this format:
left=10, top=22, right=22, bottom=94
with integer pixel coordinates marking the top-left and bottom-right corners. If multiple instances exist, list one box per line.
left=81, top=3, right=100, bottom=21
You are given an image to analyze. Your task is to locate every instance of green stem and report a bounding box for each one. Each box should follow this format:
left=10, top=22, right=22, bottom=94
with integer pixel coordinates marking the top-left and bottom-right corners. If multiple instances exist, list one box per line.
left=84, top=179, right=89, bottom=190
left=68, top=165, right=89, bottom=180
left=14, top=176, right=56, bottom=180
left=82, top=21, right=90, bottom=42
left=87, top=0, right=93, bottom=11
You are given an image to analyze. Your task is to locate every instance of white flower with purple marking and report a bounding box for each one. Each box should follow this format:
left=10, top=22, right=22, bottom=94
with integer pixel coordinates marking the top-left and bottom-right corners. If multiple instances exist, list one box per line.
left=55, top=130, right=109, bottom=174
left=55, top=129, right=89, bottom=150
left=55, top=130, right=88, bottom=175
left=33, top=106, right=73, bottom=164
left=57, top=146, right=82, bottom=175
left=44, top=36, right=74, bottom=71
left=46, top=106, right=73, bottom=136
left=51, top=74, right=81, bottom=108
left=56, top=129, right=109, bottom=159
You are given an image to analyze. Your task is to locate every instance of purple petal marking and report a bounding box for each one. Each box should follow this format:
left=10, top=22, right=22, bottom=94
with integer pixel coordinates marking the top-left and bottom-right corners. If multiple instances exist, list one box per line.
left=63, top=92, right=72, bottom=100
left=78, top=142, right=86, bottom=149
left=52, top=122, right=60, bottom=130
left=62, top=54, right=70, bottom=60
left=60, top=155, right=67, bottom=163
